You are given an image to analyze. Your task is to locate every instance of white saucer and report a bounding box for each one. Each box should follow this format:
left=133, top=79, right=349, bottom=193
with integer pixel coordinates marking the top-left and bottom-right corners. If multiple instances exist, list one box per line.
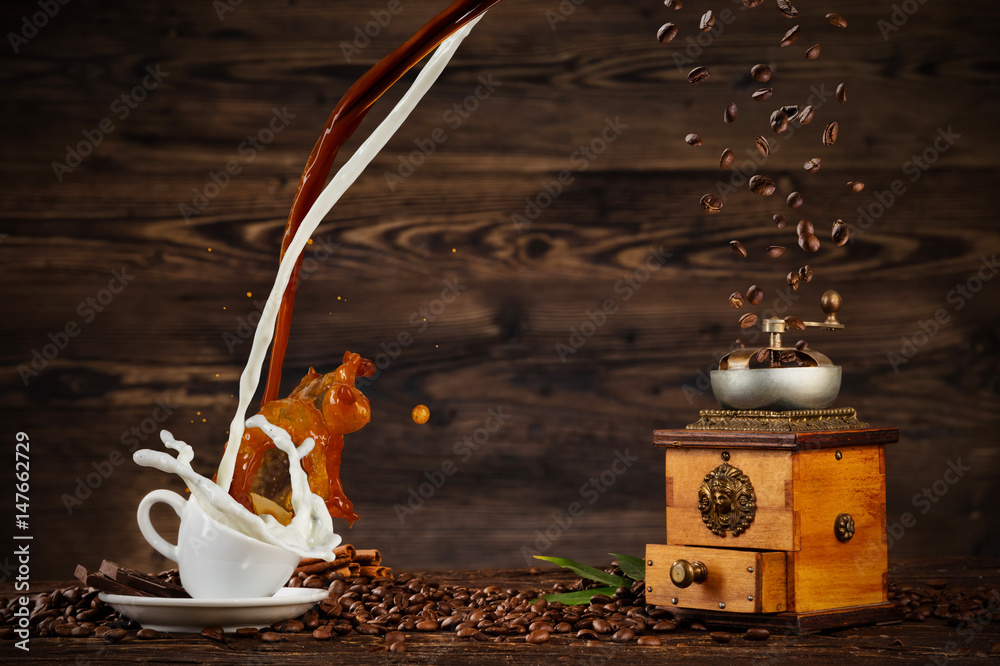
left=99, top=587, right=328, bottom=633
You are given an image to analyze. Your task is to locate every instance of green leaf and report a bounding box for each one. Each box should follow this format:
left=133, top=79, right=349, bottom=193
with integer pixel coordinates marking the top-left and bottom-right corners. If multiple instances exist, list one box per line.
left=533, top=556, right=630, bottom=587
left=537, top=586, right=620, bottom=606
left=610, top=553, right=645, bottom=582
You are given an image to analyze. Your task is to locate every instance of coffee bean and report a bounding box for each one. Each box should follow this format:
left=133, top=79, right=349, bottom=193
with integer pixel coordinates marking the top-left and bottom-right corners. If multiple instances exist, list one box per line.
left=745, top=628, right=771, bottom=641
left=786, top=191, right=804, bottom=209
left=739, top=313, right=759, bottom=328
left=612, top=628, right=635, bottom=643
left=747, top=284, right=763, bottom=305
left=710, top=631, right=732, bottom=643
left=688, top=66, right=710, bottom=84
left=657, top=23, right=679, bottom=44
left=785, top=315, right=806, bottom=331
left=798, top=233, right=820, bottom=252
left=70, top=625, right=94, bottom=637
left=699, top=10, right=715, bottom=31
left=385, top=630, right=406, bottom=645
left=773, top=213, right=786, bottom=229
left=526, top=629, right=551, bottom=644
left=729, top=292, right=745, bottom=309
left=779, top=349, right=798, bottom=364
left=312, top=627, right=332, bottom=640
left=832, top=219, right=850, bottom=246
left=664, top=0, right=682, bottom=9
left=798, top=264, right=814, bottom=283
left=827, top=12, right=848, bottom=28
left=685, top=133, right=703, bottom=147
left=797, top=105, right=815, bottom=125
left=805, top=44, right=821, bottom=60
left=137, top=628, right=162, bottom=640
left=804, top=158, right=821, bottom=173
left=786, top=271, right=800, bottom=291
left=779, top=25, right=800, bottom=47
left=201, top=625, right=225, bottom=642
left=749, top=174, right=776, bottom=196
left=701, top=194, right=723, bottom=213
left=796, top=219, right=814, bottom=236
left=236, top=627, right=260, bottom=638
left=102, top=628, right=127, bottom=643
left=926, top=579, right=948, bottom=590
left=261, top=631, right=287, bottom=643
left=457, top=627, right=479, bottom=638
left=823, top=121, right=839, bottom=146
left=577, top=628, right=599, bottom=640
left=766, top=245, right=786, bottom=258
left=735, top=338, right=746, bottom=349
left=555, top=622, right=573, bottom=633
left=777, top=0, right=798, bottom=18
left=729, top=240, right=747, bottom=258
left=848, top=180, right=865, bottom=192
left=416, top=619, right=439, bottom=631
left=637, top=635, right=663, bottom=646
left=742, top=0, right=764, bottom=7
left=755, top=347, right=770, bottom=364
left=280, top=619, right=305, bottom=633
left=752, top=88, right=773, bottom=102
left=795, top=339, right=808, bottom=350
left=781, top=105, right=799, bottom=119
left=389, top=641, right=408, bottom=652
left=750, top=64, right=771, bottom=82
left=720, top=148, right=735, bottom=169
left=755, top=136, right=770, bottom=156
left=724, top=102, right=738, bottom=123
left=836, top=82, right=847, bottom=103
left=770, top=110, right=789, bottom=133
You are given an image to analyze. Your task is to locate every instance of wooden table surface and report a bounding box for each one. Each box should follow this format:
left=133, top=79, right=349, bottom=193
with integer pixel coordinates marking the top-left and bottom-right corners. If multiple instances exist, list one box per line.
left=3, top=558, right=998, bottom=664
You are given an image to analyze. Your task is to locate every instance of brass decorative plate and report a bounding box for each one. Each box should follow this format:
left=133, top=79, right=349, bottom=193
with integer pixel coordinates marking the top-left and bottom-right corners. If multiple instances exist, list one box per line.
left=698, top=463, right=756, bottom=537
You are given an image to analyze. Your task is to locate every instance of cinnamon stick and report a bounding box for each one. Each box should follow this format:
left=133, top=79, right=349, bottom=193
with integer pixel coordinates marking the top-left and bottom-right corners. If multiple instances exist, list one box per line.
left=353, top=549, right=381, bottom=566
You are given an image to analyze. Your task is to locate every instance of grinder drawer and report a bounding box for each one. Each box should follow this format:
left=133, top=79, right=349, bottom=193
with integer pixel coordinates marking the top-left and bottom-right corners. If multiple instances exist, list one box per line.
left=645, top=544, right=787, bottom=613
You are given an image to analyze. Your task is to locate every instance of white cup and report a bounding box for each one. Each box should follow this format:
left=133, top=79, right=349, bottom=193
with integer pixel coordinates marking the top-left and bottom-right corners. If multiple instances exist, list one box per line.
left=137, top=489, right=300, bottom=599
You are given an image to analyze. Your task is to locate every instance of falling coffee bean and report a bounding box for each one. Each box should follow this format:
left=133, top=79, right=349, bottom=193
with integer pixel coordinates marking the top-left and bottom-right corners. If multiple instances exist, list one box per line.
left=724, top=102, right=738, bottom=123
left=752, top=88, right=774, bottom=102
left=773, top=213, right=786, bottom=229
left=766, top=245, right=786, bottom=257
left=720, top=148, right=735, bottom=169
left=742, top=0, right=764, bottom=7
left=786, top=271, right=801, bottom=291
left=770, top=109, right=789, bottom=133
left=848, top=180, right=865, bottom=191
left=795, top=339, right=809, bottom=350
left=779, top=25, right=800, bottom=47
left=746, top=284, right=764, bottom=305
left=836, top=82, right=847, bottom=103
left=777, top=0, right=798, bottom=18
left=739, top=313, right=759, bottom=328
left=826, top=12, right=848, bottom=28
left=797, top=105, right=815, bottom=125
left=685, top=133, right=703, bottom=146
left=755, top=135, right=770, bottom=156
left=786, top=191, right=804, bottom=209
left=735, top=338, right=746, bottom=348
left=657, top=22, right=679, bottom=44
left=796, top=219, right=814, bottom=236
left=750, top=174, right=776, bottom=196
left=785, top=315, right=806, bottom=330
left=805, top=44, right=821, bottom=60
left=832, top=219, right=850, bottom=246
left=699, top=10, right=715, bottom=31
left=804, top=158, right=821, bottom=173
left=750, top=64, right=771, bottom=82
left=798, top=264, right=814, bottom=282
left=688, top=66, right=710, bottom=84
left=728, top=292, right=745, bottom=309
left=823, top=121, right=839, bottom=146
left=664, top=0, right=682, bottom=9
left=755, top=347, right=770, bottom=363
left=781, top=105, right=799, bottom=119
left=702, top=194, right=723, bottom=213
left=729, top=240, right=747, bottom=258
left=798, top=233, right=821, bottom=252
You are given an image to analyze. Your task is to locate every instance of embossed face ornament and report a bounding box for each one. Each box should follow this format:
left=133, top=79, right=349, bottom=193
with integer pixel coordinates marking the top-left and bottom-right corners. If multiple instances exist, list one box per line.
left=698, top=463, right=757, bottom=537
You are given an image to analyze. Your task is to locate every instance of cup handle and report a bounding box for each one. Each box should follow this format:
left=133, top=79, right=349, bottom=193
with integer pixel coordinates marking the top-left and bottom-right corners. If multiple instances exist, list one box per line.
left=136, top=489, right=187, bottom=562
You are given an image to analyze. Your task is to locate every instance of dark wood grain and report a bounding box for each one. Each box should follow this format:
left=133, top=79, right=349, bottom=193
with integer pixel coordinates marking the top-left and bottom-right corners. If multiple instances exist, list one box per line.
left=0, top=0, right=999, bottom=582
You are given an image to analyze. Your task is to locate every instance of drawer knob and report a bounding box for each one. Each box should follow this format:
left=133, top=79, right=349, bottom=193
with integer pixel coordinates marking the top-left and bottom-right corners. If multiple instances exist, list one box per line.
left=670, top=559, right=708, bottom=588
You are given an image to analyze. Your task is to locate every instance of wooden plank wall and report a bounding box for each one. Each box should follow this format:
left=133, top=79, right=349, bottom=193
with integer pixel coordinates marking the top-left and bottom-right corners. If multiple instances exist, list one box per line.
left=0, top=0, right=998, bottom=579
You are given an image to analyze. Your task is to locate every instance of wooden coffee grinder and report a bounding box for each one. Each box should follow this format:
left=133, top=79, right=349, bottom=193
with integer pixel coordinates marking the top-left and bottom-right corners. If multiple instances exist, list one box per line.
left=645, top=291, right=901, bottom=633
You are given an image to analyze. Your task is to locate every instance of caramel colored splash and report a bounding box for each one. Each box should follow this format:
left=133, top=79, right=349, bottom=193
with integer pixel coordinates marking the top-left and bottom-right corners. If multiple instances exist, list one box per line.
left=227, top=351, right=376, bottom=526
